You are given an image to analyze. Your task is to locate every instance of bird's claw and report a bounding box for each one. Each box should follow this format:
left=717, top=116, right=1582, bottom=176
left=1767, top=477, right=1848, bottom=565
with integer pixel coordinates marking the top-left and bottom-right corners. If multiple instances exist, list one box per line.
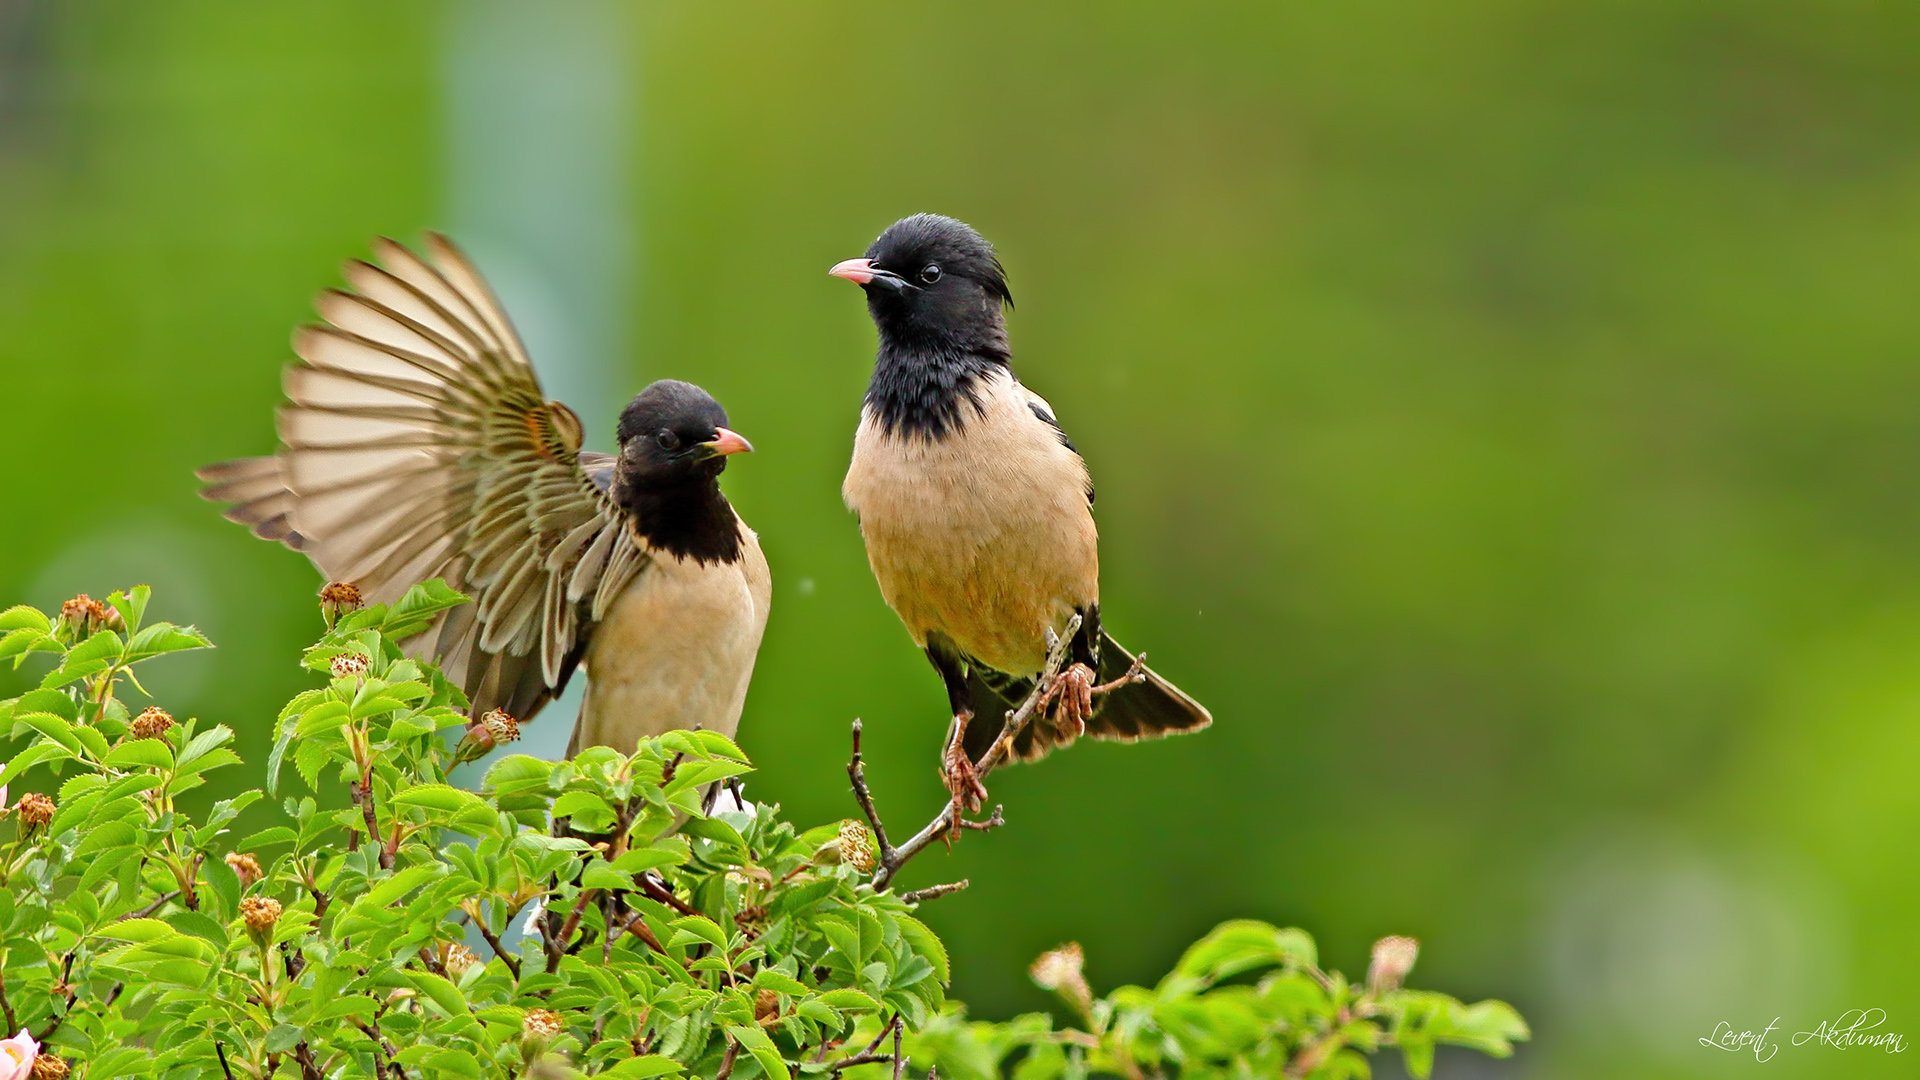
left=1040, top=662, right=1097, bottom=743
left=940, top=712, right=989, bottom=827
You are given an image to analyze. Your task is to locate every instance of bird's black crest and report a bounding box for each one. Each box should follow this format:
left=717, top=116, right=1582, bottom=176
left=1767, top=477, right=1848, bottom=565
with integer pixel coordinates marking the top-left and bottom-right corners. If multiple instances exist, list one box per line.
left=617, top=379, right=729, bottom=445
left=856, top=214, right=1017, bottom=439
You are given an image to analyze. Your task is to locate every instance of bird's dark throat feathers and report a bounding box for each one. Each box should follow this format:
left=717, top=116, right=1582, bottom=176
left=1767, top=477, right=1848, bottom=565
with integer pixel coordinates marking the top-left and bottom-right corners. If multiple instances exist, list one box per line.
left=617, top=473, right=743, bottom=566
left=866, top=338, right=1012, bottom=440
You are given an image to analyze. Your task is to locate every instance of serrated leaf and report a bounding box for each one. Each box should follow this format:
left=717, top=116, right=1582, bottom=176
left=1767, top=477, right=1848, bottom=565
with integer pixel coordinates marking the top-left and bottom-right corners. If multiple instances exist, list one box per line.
left=893, top=914, right=949, bottom=985
left=124, top=623, right=213, bottom=664
left=391, top=783, right=489, bottom=817
left=581, top=862, right=636, bottom=891
left=0, top=605, right=49, bottom=633
left=604, top=1056, right=683, bottom=1079
left=237, top=826, right=298, bottom=848
left=409, top=971, right=468, bottom=1017
left=15, top=713, right=83, bottom=757
left=102, top=739, right=173, bottom=770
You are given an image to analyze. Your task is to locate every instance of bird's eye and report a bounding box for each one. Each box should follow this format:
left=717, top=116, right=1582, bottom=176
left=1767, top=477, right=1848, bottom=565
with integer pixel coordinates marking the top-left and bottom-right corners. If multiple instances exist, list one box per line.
left=920, top=263, right=941, bottom=284
left=655, top=430, right=680, bottom=451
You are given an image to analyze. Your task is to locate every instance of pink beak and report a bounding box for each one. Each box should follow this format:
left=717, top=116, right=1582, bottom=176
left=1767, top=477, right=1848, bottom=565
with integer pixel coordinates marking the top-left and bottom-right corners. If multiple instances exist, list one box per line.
left=828, top=257, right=875, bottom=285
left=704, top=427, right=753, bottom=456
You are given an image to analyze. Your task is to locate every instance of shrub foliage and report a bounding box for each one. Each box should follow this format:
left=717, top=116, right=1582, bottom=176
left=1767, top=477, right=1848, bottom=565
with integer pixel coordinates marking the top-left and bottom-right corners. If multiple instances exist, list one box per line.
left=0, top=584, right=1525, bottom=1079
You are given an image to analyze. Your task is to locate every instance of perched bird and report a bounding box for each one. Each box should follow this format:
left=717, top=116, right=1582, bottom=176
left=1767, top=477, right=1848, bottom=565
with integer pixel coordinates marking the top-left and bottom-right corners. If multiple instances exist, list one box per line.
left=830, top=213, right=1210, bottom=810
left=199, top=234, right=771, bottom=755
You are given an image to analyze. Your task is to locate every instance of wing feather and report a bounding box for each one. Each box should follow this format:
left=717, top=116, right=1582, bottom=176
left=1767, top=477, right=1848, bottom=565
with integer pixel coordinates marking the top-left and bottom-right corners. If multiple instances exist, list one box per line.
left=199, top=234, right=650, bottom=725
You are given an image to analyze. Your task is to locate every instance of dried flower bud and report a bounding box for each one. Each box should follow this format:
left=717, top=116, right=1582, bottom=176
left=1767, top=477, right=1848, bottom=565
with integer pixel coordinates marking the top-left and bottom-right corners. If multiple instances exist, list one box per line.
left=1030, top=942, right=1094, bottom=1021
left=329, top=652, right=369, bottom=680
left=754, top=988, right=780, bottom=1025
left=1367, top=935, right=1419, bottom=997
left=28, top=1053, right=65, bottom=1080
left=240, top=896, right=282, bottom=937
left=129, top=706, right=175, bottom=741
left=319, top=581, right=364, bottom=627
left=442, top=942, right=480, bottom=981
left=481, top=708, right=520, bottom=745
left=522, top=1008, right=564, bottom=1045
left=225, top=852, right=263, bottom=889
left=15, top=793, right=54, bottom=831
left=59, top=594, right=111, bottom=636
left=838, top=819, right=876, bottom=873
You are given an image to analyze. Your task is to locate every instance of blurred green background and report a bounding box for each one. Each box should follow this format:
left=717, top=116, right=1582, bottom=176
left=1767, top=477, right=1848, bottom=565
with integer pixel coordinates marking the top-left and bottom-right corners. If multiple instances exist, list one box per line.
left=5, top=2, right=1920, bottom=1076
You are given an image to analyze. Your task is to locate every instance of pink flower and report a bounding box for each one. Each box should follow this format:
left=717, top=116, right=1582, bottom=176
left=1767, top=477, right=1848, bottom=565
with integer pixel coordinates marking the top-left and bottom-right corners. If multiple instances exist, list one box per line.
left=0, top=1028, right=38, bottom=1080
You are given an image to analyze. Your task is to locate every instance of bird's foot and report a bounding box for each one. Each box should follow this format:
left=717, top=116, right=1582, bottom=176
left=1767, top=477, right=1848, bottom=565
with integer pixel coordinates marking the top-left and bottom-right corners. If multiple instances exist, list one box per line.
left=940, top=711, right=989, bottom=834
left=1040, top=662, right=1097, bottom=742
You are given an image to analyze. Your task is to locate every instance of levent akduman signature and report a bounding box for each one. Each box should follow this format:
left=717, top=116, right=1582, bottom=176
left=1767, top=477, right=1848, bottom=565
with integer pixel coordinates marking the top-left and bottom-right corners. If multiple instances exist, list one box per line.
left=1701, top=1009, right=1907, bottom=1061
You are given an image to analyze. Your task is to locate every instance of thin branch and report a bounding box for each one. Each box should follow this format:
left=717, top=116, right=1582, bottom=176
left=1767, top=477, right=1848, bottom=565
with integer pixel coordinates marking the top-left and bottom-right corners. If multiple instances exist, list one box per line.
left=900, top=880, right=971, bottom=904
left=550, top=889, right=599, bottom=973
left=866, top=616, right=1081, bottom=890
left=474, top=908, right=522, bottom=979
left=620, top=910, right=667, bottom=954
left=0, top=976, right=17, bottom=1036
left=120, top=890, right=181, bottom=920
left=892, top=1018, right=906, bottom=1080
left=354, top=776, right=393, bottom=872
left=636, top=871, right=699, bottom=917
left=846, top=720, right=893, bottom=857
left=714, top=1040, right=740, bottom=1080
left=214, top=1042, right=237, bottom=1080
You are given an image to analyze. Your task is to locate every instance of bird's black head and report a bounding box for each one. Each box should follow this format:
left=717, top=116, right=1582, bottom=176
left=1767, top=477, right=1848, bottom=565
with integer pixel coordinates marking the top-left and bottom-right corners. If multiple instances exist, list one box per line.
left=830, top=214, right=1012, bottom=356
left=615, top=379, right=752, bottom=488
left=612, top=380, right=752, bottom=564
left=830, top=215, right=1017, bottom=438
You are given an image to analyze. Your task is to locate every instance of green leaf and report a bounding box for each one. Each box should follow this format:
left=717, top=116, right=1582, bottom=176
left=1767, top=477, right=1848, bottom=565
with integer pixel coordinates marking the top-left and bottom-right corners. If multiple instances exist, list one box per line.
left=123, top=623, right=213, bottom=664
left=238, top=826, right=298, bottom=849
left=610, top=847, right=687, bottom=874
left=752, top=970, right=809, bottom=997
left=816, top=988, right=879, bottom=1012
left=552, top=790, right=616, bottom=828
left=668, top=915, right=729, bottom=953
left=382, top=579, right=470, bottom=638
left=174, top=724, right=234, bottom=771
left=391, top=783, right=489, bottom=817
left=423, top=1049, right=483, bottom=1078
left=165, top=910, right=230, bottom=949
left=103, top=738, right=174, bottom=770
left=74, top=819, right=139, bottom=855
left=263, top=1025, right=304, bottom=1053
left=0, top=605, right=49, bottom=633
left=604, top=1056, right=684, bottom=1079
left=42, top=629, right=123, bottom=688
left=15, top=712, right=84, bottom=757
left=581, top=862, right=636, bottom=891
left=894, top=914, right=949, bottom=985
left=107, top=586, right=149, bottom=635
left=293, top=700, right=351, bottom=739
left=724, top=1025, right=790, bottom=1080
left=0, top=627, right=55, bottom=662
left=0, top=742, right=66, bottom=786
left=10, top=688, right=77, bottom=722
left=409, top=971, right=469, bottom=1017
left=96, top=918, right=177, bottom=943
left=1170, top=920, right=1317, bottom=987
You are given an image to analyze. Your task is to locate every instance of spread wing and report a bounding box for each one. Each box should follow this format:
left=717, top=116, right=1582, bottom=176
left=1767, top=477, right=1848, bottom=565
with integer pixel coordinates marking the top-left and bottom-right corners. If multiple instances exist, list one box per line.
left=198, top=234, right=650, bottom=722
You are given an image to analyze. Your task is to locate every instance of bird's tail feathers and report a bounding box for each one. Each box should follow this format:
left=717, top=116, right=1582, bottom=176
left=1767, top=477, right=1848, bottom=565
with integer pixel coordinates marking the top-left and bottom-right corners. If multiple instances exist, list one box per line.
left=959, top=630, right=1210, bottom=763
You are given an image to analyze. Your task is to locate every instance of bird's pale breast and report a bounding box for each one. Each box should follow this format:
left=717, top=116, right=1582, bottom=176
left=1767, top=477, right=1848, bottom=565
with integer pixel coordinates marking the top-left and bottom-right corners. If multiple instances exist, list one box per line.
left=574, top=519, right=772, bottom=753
left=843, top=368, right=1098, bottom=677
